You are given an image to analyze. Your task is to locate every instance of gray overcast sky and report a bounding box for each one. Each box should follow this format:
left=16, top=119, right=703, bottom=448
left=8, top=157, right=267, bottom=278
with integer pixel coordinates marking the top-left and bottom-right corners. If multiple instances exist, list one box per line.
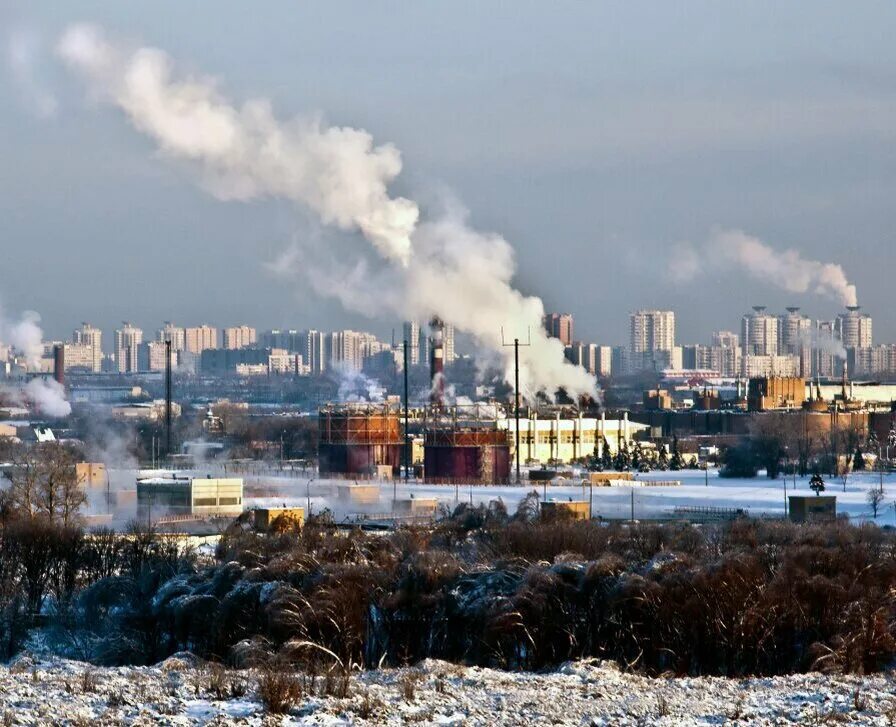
left=2, top=2, right=895, bottom=346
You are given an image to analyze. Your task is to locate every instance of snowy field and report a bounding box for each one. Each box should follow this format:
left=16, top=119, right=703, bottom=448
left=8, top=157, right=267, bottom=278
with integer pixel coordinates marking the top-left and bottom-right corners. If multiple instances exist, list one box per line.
left=242, top=470, right=896, bottom=525
left=3, top=653, right=896, bottom=725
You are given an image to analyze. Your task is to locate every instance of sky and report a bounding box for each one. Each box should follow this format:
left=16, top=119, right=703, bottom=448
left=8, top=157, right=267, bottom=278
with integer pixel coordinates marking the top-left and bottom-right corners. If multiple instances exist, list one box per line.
left=2, top=2, right=895, bottom=347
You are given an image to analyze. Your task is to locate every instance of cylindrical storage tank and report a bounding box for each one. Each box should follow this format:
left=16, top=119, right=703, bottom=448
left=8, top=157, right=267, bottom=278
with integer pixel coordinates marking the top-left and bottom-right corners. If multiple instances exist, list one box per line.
left=318, top=408, right=403, bottom=475
left=423, top=428, right=511, bottom=484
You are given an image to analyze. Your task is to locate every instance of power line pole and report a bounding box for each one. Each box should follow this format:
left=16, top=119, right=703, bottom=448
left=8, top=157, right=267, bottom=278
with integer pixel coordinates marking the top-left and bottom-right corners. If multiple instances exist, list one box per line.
left=165, top=338, right=172, bottom=459
left=403, top=338, right=410, bottom=483
left=502, top=327, right=531, bottom=484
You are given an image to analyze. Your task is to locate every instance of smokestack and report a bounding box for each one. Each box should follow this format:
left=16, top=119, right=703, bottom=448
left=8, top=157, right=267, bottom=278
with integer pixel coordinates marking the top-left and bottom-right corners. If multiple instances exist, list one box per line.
left=53, top=344, right=64, bottom=386
left=429, top=316, right=445, bottom=407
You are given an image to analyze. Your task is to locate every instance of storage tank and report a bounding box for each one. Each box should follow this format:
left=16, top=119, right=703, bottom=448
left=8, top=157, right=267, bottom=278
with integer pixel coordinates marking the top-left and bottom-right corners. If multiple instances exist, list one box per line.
left=423, top=427, right=511, bottom=484
left=318, top=405, right=403, bottom=475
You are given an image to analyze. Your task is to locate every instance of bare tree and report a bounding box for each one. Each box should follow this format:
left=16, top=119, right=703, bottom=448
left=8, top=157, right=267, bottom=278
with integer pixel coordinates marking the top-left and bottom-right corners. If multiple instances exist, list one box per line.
left=867, top=488, right=886, bottom=519
left=4, top=443, right=86, bottom=525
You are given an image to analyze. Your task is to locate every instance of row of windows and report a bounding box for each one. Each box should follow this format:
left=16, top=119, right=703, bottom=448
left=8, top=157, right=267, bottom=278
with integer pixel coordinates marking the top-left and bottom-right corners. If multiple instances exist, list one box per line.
left=194, top=497, right=243, bottom=507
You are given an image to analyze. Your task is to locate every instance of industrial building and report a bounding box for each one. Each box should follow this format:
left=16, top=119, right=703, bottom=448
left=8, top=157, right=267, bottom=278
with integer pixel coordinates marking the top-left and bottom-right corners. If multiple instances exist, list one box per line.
left=318, top=404, right=404, bottom=475
left=500, top=412, right=649, bottom=463
left=136, top=475, right=244, bottom=522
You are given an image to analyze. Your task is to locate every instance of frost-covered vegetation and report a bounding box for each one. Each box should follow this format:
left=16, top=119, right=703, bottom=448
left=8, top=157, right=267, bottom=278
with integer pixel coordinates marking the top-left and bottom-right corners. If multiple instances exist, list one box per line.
left=3, top=483, right=896, bottom=678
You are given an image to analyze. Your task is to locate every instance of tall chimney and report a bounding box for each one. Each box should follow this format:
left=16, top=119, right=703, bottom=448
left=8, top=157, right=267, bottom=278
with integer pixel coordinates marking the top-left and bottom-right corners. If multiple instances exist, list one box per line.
left=429, top=316, right=445, bottom=407
left=53, top=344, right=65, bottom=386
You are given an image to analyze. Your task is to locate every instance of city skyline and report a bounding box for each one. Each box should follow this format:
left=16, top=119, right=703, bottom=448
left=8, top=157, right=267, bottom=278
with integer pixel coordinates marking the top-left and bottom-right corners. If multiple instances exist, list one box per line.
left=2, top=3, right=895, bottom=351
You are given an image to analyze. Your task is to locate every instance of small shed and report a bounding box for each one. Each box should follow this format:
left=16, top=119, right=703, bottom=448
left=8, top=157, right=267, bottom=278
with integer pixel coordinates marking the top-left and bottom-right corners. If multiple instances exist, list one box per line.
left=541, top=500, right=590, bottom=521
left=788, top=495, right=836, bottom=523
left=254, top=507, right=304, bottom=530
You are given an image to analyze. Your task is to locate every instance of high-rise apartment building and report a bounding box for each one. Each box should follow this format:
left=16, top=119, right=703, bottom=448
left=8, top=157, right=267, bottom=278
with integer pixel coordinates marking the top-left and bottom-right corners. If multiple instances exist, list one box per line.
left=778, top=307, right=812, bottom=377
left=302, top=330, right=326, bottom=374
left=223, top=326, right=257, bottom=350
left=138, top=340, right=176, bottom=372
left=544, top=313, right=574, bottom=346
left=741, top=306, right=778, bottom=357
left=114, top=322, right=143, bottom=373
left=443, top=323, right=456, bottom=363
left=157, top=322, right=186, bottom=351
left=836, top=307, right=872, bottom=349
left=403, top=321, right=421, bottom=365
left=184, top=325, right=218, bottom=354
left=814, top=320, right=837, bottom=378
left=630, top=310, right=675, bottom=370
left=73, top=322, right=103, bottom=372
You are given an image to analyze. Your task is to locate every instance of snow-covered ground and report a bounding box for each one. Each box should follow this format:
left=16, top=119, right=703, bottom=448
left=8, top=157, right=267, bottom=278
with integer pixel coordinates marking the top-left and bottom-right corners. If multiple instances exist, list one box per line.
left=2, top=653, right=895, bottom=725
left=243, top=470, right=896, bottom=525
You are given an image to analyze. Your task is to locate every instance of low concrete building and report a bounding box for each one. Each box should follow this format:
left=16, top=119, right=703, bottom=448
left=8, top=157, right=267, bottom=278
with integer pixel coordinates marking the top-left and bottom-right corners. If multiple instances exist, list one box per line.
left=501, top=414, right=649, bottom=464
left=337, top=483, right=380, bottom=506
left=76, top=462, right=107, bottom=487
left=542, top=500, right=590, bottom=520
left=788, top=495, right=836, bottom=523
left=137, top=476, right=244, bottom=522
left=392, top=497, right=438, bottom=516
left=254, top=506, right=304, bottom=530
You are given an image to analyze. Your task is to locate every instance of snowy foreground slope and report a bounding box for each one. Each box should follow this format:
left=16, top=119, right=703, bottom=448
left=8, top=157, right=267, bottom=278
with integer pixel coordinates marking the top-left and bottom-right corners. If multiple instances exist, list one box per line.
left=3, top=654, right=896, bottom=726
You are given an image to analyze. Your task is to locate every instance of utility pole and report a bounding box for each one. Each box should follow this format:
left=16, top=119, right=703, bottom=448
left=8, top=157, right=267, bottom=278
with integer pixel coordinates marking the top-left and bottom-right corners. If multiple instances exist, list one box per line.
left=403, top=339, right=410, bottom=483
left=165, top=338, right=172, bottom=459
left=502, top=328, right=531, bottom=484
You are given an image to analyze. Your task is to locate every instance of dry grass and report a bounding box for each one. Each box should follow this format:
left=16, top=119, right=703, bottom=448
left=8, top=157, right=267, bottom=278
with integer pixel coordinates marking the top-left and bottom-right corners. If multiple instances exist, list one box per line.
left=257, top=667, right=303, bottom=715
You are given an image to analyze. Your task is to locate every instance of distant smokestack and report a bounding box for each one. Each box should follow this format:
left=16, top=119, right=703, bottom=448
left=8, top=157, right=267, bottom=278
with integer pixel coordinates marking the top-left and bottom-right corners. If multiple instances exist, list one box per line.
left=53, top=344, right=64, bottom=386
left=429, top=316, right=445, bottom=407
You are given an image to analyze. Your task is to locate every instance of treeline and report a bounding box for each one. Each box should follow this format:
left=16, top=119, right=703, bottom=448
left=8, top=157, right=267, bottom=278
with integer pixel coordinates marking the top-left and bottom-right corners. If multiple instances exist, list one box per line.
left=27, top=499, right=896, bottom=678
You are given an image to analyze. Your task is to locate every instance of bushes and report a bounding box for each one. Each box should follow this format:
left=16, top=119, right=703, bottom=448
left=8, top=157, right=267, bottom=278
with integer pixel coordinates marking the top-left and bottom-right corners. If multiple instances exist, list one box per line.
left=17, top=513, right=896, bottom=678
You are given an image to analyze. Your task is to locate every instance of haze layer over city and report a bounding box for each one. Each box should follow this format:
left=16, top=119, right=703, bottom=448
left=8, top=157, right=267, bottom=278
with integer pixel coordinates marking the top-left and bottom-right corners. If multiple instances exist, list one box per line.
left=2, top=4, right=896, bottom=725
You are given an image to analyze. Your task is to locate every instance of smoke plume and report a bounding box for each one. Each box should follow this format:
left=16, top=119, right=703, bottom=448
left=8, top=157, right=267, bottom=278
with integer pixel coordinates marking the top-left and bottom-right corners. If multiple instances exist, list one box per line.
left=0, top=308, right=72, bottom=417
left=672, top=229, right=858, bottom=307
left=0, top=309, right=44, bottom=368
left=58, top=24, right=596, bottom=400
left=23, top=378, right=72, bottom=417
left=798, top=327, right=847, bottom=360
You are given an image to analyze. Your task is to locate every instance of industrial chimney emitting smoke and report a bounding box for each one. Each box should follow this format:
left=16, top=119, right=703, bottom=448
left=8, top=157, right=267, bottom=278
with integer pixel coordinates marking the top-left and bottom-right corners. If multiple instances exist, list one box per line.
left=53, top=344, right=65, bottom=386
left=429, top=317, right=445, bottom=408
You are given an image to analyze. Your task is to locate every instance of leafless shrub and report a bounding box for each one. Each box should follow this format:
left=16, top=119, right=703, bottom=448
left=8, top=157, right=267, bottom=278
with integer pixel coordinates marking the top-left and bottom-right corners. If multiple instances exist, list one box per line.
left=257, top=666, right=303, bottom=715
left=399, top=670, right=423, bottom=702
left=79, top=668, right=99, bottom=693
left=726, top=695, right=745, bottom=720
left=356, top=689, right=384, bottom=719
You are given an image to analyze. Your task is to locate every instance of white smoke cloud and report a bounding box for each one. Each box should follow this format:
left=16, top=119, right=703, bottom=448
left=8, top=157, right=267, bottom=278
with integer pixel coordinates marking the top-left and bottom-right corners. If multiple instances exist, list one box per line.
left=23, top=378, right=72, bottom=418
left=6, top=27, right=59, bottom=119
left=0, top=309, right=44, bottom=369
left=673, top=229, right=858, bottom=307
left=798, top=327, right=847, bottom=360
left=58, top=23, right=597, bottom=400
left=332, top=362, right=385, bottom=402
left=57, top=23, right=416, bottom=265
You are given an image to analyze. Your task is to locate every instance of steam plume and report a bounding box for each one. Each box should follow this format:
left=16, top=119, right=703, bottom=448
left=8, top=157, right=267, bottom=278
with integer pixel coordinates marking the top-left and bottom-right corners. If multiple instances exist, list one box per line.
left=672, top=229, right=858, bottom=307
left=58, top=24, right=596, bottom=399
left=23, top=378, right=72, bottom=417
left=0, top=309, right=43, bottom=368
left=0, top=309, right=72, bottom=417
